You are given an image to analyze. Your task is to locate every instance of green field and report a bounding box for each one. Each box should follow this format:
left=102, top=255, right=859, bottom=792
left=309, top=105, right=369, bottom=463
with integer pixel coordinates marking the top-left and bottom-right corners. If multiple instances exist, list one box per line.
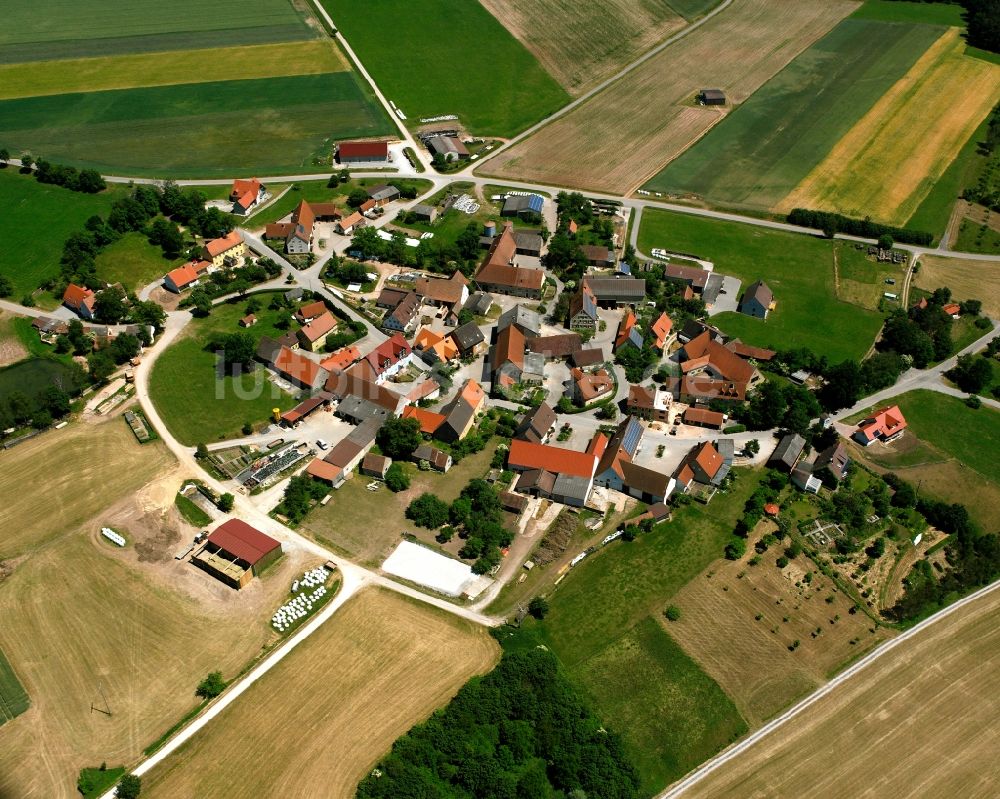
left=666, top=0, right=722, bottom=21
left=0, top=169, right=127, bottom=297
left=851, top=0, right=967, bottom=27
left=638, top=209, right=885, bottom=361
left=148, top=293, right=298, bottom=445
left=253, top=177, right=432, bottom=226
left=0, top=0, right=314, bottom=63
left=514, top=470, right=760, bottom=793
left=644, top=19, right=941, bottom=209
left=95, top=233, right=188, bottom=293
left=0, top=358, right=85, bottom=407
left=0, top=647, right=29, bottom=726
left=320, top=0, right=570, bottom=136
left=954, top=218, right=1000, bottom=253
left=0, top=73, right=393, bottom=178
left=907, top=115, right=991, bottom=241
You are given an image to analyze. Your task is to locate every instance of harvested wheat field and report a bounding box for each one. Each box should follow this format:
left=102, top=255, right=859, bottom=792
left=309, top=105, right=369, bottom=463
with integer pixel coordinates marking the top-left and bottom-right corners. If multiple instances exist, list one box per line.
left=915, top=254, right=1000, bottom=319
left=142, top=587, right=498, bottom=799
left=0, top=412, right=174, bottom=558
left=0, top=532, right=296, bottom=799
left=0, top=311, right=28, bottom=367
left=680, top=584, right=1000, bottom=799
left=482, top=0, right=855, bottom=194
left=667, top=523, right=890, bottom=726
left=480, top=0, right=687, bottom=95
left=779, top=29, right=1000, bottom=225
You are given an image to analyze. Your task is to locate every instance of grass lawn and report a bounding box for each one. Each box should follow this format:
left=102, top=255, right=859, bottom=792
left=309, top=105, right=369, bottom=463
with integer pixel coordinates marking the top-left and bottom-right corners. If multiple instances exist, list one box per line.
left=0, top=358, right=85, bottom=408
left=94, top=232, right=188, bottom=293
left=76, top=766, right=125, bottom=799
left=301, top=444, right=497, bottom=566
left=148, top=292, right=299, bottom=445
left=0, top=0, right=314, bottom=63
left=575, top=618, right=747, bottom=794
left=638, top=209, right=884, bottom=361
left=0, top=169, right=127, bottom=297
left=252, top=178, right=433, bottom=226
left=835, top=241, right=909, bottom=311
left=851, top=389, right=1000, bottom=482
left=174, top=493, right=212, bottom=528
left=0, top=647, right=29, bottom=726
left=954, top=217, right=1000, bottom=253
left=851, top=0, right=967, bottom=27
left=319, top=0, right=570, bottom=136
left=511, top=469, right=761, bottom=793
left=644, top=19, right=941, bottom=210
left=0, top=73, right=393, bottom=178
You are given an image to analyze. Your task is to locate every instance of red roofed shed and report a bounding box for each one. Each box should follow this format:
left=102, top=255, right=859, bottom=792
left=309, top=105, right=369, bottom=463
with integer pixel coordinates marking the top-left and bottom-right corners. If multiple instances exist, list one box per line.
left=193, top=519, right=282, bottom=589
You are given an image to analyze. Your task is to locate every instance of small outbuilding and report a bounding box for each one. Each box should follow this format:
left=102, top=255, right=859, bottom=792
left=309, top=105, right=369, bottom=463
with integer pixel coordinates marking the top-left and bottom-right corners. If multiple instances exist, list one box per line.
left=699, top=88, right=726, bottom=106
left=192, top=519, right=282, bottom=590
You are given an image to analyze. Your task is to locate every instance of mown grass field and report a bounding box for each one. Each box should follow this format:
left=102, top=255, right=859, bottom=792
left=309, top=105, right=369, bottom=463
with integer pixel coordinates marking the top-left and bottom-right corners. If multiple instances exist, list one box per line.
left=0, top=0, right=315, bottom=63
left=0, top=40, right=348, bottom=100
left=479, top=0, right=686, bottom=95
left=0, top=73, right=392, bottom=178
left=148, top=293, right=299, bottom=445
left=0, top=169, right=127, bottom=297
left=514, top=471, right=762, bottom=794
left=669, top=525, right=891, bottom=726
left=0, top=415, right=173, bottom=559
left=0, top=648, right=29, bottom=726
left=638, top=209, right=885, bottom=361
left=683, top=585, right=1000, bottom=799
left=483, top=0, right=855, bottom=193
left=644, top=19, right=941, bottom=209
left=779, top=29, right=1000, bottom=225
left=301, top=445, right=495, bottom=566
left=915, top=254, right=1000, bottom=318
left=141, top=588, right=499, bottom=799
left=320, top=0, right=569, bottom=136
left=94, top=232, right=187, bottom=293
left=863, top=390, right=1000, bottom=483
left=667, top=0, right=722, bottom=20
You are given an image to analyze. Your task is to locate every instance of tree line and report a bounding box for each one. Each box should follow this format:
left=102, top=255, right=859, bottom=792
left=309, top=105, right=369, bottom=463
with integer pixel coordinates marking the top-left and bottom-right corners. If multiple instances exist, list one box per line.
left=356, top=649, right=641, bottom=799
left=787, top=209, right=934, bottom=246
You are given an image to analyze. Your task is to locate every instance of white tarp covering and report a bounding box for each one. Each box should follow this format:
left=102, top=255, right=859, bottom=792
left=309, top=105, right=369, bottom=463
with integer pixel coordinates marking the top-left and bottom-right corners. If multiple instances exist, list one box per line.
left=382, top=540, right=492, bottom=598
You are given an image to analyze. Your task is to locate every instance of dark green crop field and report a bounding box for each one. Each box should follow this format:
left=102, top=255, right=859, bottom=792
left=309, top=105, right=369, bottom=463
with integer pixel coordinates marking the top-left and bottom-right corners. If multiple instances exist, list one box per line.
left=644, top=18, right=942, bottom=209
left=0, top=73, right=392, bottom=178
left=0, top=0, right=314, bottom=63
left=320, top=0, right=570, bottom=136
left=0, top=647, right=29, bottom=726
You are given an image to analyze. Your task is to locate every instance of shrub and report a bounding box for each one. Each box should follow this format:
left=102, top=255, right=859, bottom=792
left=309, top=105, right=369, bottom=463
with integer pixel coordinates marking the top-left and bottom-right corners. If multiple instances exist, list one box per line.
left=724, top=538, right=746, bottom=560
left=405, top=493, right=450, bottom=529
left=385, top=462, right=410, bottom=492
left=528, top=596, right=549, bottom=619
left=776, top=556, right=789, bottom=568
left=116, top=774, right=142, bottom=799
left=195, top=671, right=225, bottom=699
left=664, top=605, right=681, bottom=622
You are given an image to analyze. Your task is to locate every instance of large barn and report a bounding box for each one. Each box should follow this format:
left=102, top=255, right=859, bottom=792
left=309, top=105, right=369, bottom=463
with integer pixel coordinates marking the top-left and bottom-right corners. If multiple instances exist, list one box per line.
left=192, top=519, right=282, bottom=589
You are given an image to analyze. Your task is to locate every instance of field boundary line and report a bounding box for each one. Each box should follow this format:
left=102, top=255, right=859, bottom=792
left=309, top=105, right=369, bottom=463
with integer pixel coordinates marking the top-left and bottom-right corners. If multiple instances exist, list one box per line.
left=657, top=575, right=1000, bottom=798
left=96, top=571, right=369, bottom=799
left=471, top=0, right=734, bottom=173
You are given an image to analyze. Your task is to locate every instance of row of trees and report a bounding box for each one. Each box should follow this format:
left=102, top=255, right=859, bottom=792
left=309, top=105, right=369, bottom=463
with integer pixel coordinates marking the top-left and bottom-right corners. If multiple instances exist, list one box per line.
left=356, top=649, right=641, bottom=799
left=786, top=208, right=934, bottom=246
left=1, top=149, right=106, bottom=194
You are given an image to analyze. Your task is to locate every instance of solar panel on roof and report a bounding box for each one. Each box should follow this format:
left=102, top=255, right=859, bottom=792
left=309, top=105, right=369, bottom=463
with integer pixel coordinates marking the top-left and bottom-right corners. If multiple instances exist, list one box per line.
left=528, top=195, right=543, bottom=212
left=622, top=418, right=643, bottom=456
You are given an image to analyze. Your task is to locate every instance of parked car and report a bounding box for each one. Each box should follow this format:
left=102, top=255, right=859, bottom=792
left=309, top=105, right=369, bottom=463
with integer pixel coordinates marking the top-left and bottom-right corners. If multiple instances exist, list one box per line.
left=316, top=439, right=329, bottom=450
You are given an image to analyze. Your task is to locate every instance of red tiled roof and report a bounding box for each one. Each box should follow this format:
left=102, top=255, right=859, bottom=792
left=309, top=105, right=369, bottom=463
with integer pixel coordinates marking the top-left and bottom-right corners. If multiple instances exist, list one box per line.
left=339, top=140, right=389, bottom=158
left=725, top=341, right=776, bottom=361
left=650, top=312, right=673, bottom=349
left=204, top=230, right=243, bottom=258
left=363, top=333, right=412, bottom=377
left=507, top=439, right=597, bottom=479
left=683, top=407, right=725, bottom=426
left=681, top=331, right=754, bottom=383
left=476, top=223, right=543, bottom=290
left=493, top=324, right=525, bottom=372
left=230, top=178, right=260, bottom=201
left=943, top=303, right=961, bottom=315
left=857, top=405, right=907, bottom=441
left=165, top=263, right=200, bottom=289
left=320, top=346, right=361, bottom=373
left=207, top=519, right=280, bottom=566
left=694, top=441, right=723, bottom=479
left=62, top=283, right=94, bottom=308
left=615, top=309, right=638, bottom=349
left=307, top=458, right=343, bottom=483
left=296, top=300, right=327, bottom=321
left=298, top=312, right=337, bottom=343
left=402, top=405, right=446, bottom=435
left=459, top=378, right=485, bottom=409
left=274, top=347, right=324, bottom=387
